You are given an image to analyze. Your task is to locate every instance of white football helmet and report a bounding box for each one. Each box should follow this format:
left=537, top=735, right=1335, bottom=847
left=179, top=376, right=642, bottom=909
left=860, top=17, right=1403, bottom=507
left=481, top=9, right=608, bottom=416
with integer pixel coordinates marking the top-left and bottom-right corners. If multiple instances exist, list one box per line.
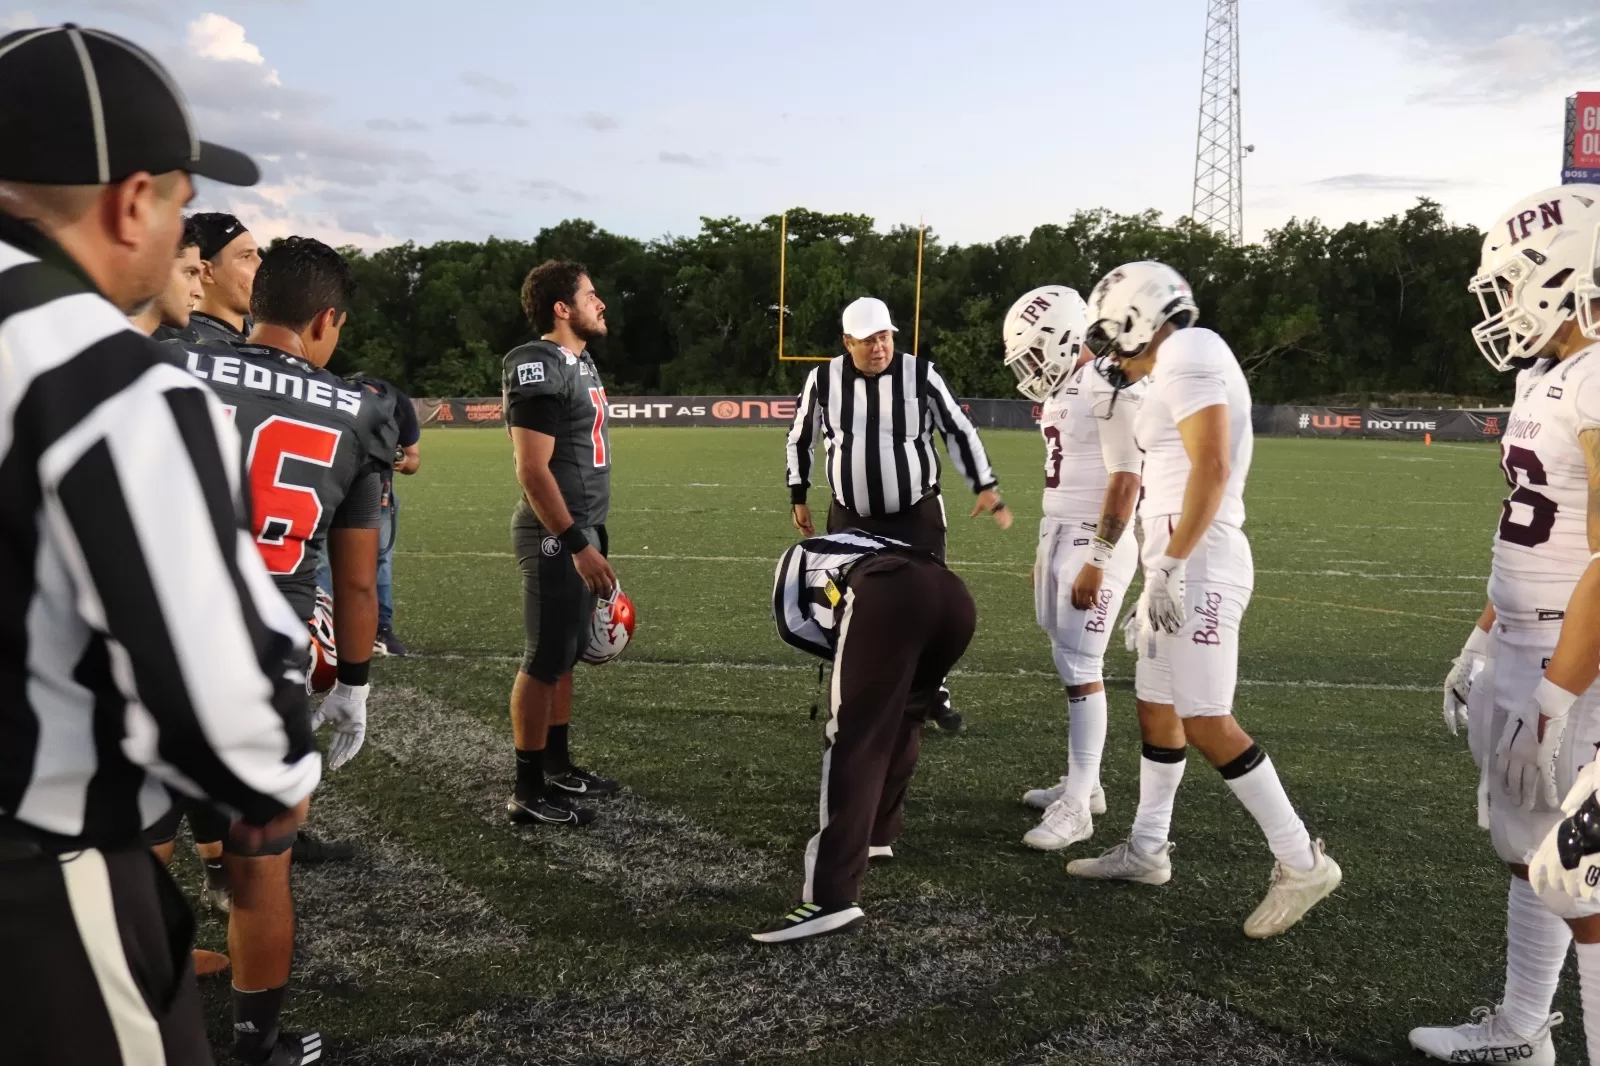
left=1084, top=262, right=1199, bottom=371
left=1002, top=286, right=1088, bottom=401
left=1470, top=184, right=1600, bottom=370
left=581, top=584, right=637, bottom=666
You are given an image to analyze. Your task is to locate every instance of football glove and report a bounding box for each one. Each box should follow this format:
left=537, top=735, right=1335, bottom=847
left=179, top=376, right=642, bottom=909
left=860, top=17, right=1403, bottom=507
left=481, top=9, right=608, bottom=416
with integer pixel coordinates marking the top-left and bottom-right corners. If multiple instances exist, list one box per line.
left=313, top=682, right=369, bottom=771
left=1530, top=762, right=1600, bottom=902
left=1145, top=555, right=1188, bottom=634
left=1122, top=590, right=1152, bottom=655
left=1442, top=625, right=1489, bottom=737
left=1494, top=678, right=1580, bottom=811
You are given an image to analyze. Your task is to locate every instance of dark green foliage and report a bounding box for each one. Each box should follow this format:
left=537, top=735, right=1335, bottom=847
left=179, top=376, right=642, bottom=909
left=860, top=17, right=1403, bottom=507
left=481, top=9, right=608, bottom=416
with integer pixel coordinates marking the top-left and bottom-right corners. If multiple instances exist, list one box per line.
left=329, top=200, right=1499, bottom=404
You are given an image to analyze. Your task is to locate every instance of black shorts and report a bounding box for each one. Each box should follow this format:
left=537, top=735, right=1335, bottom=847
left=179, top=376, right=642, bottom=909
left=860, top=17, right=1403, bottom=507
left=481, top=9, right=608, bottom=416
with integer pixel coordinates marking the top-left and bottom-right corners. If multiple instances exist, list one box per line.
left=512, top=506, right=608, bottom=683
left=143, top=792, right=230, bottom=848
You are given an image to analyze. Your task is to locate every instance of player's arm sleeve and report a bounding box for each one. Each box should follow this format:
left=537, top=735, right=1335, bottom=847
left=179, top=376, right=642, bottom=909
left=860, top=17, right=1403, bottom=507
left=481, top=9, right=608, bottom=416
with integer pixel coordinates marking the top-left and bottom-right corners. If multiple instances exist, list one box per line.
left=506, top=350, right=567, bottom=436
left=331, top=471, right=385, bottom=529
left=1576, top=372, right=1600, bottom=434
left=1097, top=385, right=1143, bottom=475
left=1162, top=349, right=1230, bottom=423
left=785, top=368, right=820, bottom=503
left=925, top=362, right=998, bottom=492
left=394, top=388, right=421, bottom=447
left=37, top=358, right=320, bottom=826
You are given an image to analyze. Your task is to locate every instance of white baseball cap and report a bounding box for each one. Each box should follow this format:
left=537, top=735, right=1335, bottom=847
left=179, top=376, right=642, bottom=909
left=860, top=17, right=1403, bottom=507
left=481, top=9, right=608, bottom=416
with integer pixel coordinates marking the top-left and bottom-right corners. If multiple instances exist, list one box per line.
left=841, top=296, right=897, bottom=340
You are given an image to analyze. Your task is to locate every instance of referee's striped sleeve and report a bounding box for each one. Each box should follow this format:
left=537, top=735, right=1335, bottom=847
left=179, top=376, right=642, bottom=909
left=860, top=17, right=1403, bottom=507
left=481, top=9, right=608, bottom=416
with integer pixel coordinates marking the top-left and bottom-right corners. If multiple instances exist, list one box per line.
left=33, top=333, right=320, bottom=825
left=924, top=363, right=998, bottom=493
left=785, top=367, right=821, bottom=503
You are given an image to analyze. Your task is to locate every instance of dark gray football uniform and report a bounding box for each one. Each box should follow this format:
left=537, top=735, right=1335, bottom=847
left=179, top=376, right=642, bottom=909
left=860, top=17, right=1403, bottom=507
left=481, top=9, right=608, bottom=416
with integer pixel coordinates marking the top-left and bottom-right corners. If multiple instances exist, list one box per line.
left=503, top=340, right=612, bottom=681
left=165, top=339, right=398, bottom=622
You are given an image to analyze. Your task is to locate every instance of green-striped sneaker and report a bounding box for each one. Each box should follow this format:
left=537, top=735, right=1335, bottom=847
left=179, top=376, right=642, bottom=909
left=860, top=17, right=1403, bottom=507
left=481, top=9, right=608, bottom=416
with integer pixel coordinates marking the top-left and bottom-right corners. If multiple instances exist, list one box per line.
left=750, top=901, right=865, bottom=944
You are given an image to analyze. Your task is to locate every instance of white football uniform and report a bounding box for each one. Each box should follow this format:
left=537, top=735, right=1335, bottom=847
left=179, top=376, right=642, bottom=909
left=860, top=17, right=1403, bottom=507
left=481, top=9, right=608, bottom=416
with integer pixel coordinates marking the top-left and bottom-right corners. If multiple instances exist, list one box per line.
left=1468, top=345, right=1600, bottom=892
left=1033, top=365, right=1145, bottom=684
left=1132, top=328, right=1255, bottom=718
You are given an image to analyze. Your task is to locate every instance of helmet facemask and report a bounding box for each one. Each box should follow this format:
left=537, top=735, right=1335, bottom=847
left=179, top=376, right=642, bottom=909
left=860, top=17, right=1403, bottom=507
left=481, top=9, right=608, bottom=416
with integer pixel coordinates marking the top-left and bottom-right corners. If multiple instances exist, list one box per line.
left=1578, top=223, right=1600, bottom=343
left=1469, top=248, right=1573, bottom=370
left=1005, top=337, right=1078, bottom=402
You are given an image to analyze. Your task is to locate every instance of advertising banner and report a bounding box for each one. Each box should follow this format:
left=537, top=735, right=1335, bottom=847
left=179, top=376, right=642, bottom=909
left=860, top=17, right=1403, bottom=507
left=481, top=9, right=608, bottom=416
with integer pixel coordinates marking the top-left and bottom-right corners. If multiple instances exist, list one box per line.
left=1565, top=92, right=1600, bottom=183
left=1266, top=406, right=1507, bottom=442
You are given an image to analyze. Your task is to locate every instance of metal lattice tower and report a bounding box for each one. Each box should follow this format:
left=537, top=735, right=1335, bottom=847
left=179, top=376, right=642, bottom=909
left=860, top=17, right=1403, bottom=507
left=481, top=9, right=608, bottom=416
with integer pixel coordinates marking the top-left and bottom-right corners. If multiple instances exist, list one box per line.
left=1192, top=0, right=1244, bottom=242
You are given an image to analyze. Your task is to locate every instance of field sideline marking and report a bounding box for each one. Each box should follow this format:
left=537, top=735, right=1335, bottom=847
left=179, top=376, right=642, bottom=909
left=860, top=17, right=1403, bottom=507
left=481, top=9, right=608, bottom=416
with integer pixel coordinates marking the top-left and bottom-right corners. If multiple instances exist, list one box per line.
left=408, top=652, right=1433, bottom=693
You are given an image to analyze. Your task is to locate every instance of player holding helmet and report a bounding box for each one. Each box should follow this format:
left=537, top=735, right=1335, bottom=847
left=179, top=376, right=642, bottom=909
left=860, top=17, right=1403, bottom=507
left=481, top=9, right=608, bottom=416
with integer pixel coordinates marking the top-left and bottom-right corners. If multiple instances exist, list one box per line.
left=1066, top=262, right=1341, bottom=939
left=1004, top=286, right=1144, bottom=850
left=1412, top=185, right=1600, bottom=1066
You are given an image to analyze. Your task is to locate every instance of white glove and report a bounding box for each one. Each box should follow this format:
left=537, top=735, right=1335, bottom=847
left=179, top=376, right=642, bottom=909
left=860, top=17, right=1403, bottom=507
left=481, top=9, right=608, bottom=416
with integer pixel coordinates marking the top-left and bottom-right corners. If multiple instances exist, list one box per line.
left=1530, top=762, right=1600, bottom=902
left=1122, top=589, right=1149, bottom=654
left=313, top=682, right=370, bottom=770
left=1494, top=678, right=1580, bottom=811
left=1145, top=555, right=1188, bottom=634
left=1442, top=626, right=1489, bottom=737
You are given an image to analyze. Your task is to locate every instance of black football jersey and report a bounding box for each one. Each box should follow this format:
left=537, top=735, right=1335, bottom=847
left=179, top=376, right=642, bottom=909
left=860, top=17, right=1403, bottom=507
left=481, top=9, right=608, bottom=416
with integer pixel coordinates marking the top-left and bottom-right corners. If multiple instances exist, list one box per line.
left=165, top=339, right=398, bottom=620
left=502, top=340, right=611, bottom=527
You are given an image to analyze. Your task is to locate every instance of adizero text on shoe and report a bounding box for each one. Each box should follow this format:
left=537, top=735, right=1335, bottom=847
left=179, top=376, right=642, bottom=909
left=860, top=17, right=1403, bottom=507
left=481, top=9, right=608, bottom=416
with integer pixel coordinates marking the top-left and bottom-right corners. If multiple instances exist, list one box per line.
left=507, top=793, right=597, bottom=827
left=1242, top=838, right=1342, bottom=939
left=548, top=765, right=620, bottom=797
left=1022, top=777, right=1106, bottom=815
left=1024, top=797, right=1093, bottom=851
left=1065, top=839, right=1173, bottom=885
left=868, top=845, right=894, bottom=860
left=750, top=901, right=866, bottom=944
left=1407, top=1007, right=1558, bottom=1066
left=291, top=831, right=354, bottom=864
left=235, top=1030, right=323, bottom=1065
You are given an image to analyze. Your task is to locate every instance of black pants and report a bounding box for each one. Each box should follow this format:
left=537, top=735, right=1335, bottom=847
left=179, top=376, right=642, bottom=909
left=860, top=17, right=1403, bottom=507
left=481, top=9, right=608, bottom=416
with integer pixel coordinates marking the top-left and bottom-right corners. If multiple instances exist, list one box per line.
left=802, top=553, right=976, bottom=906
left=512, top=504, right=608, bottom=682
left=827, top=492, right=947, bottom=562
left=0, top=842, right=211, bottom=1065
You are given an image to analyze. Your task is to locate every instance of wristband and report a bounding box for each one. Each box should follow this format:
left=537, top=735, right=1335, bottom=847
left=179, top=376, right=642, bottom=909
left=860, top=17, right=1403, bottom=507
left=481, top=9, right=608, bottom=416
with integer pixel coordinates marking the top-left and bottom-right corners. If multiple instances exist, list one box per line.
left=559, top=526, right=590, bottom=555
left=1084, top=536, right=1115, bottom=570
left=336, top=659, right=370, bottom=686
left=1534, top=677, right=1581, bottom=721
left=1463, top=625, right=1489, bottom=657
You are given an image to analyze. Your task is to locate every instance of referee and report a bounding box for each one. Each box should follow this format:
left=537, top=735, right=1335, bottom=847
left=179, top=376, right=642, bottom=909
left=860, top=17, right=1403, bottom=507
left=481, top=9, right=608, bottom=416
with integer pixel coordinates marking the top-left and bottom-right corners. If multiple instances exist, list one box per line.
left=0, top=25, right=321, bottom=1065
left=785, top=295, right=1009, bottom=733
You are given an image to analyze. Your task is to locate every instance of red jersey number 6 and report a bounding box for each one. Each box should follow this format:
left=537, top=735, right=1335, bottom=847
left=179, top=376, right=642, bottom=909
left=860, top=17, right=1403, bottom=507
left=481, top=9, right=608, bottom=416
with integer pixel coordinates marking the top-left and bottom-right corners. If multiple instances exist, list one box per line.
left=246, top=416, right=342, bottom=574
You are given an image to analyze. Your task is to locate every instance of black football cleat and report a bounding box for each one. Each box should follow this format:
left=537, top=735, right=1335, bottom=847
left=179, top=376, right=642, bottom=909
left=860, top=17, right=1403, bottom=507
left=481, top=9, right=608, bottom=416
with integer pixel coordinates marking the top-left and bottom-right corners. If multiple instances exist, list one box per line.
left=291, top=831, right=355, bottom=864
left=507, top=793, right=597, bottom=827
left=750, top=901, right=866, bottom=944
left=930, top=705, right=966, bottom=736
left=233, top=1030, right=322, bottom=1065
left=203, top=858, right=232, bottom=914
left=547, top=765, right=620, bottom=797
left=373, top=625, right=408, bottom=657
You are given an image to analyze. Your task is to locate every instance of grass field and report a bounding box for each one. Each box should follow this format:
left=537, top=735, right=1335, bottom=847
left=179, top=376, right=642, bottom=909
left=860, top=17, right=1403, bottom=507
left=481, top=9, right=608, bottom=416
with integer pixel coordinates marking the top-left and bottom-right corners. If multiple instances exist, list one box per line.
left=179, top=426, right=1568, bottom=1065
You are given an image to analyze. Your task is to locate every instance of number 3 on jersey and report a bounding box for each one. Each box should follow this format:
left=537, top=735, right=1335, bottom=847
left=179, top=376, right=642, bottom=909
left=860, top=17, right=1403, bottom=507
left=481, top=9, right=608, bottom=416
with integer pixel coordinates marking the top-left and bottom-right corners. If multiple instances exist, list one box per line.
left=245, top=416, right=342, bottom=574
left=588, top=387, right=609, bottom=467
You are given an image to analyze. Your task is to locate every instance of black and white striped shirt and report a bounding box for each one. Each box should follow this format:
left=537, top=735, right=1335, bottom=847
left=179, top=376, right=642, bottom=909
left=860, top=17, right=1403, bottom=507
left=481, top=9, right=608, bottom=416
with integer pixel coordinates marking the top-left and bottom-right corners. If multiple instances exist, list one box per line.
left=0, top=215, right=321, bottom=851
left=785, top=353, right=997, bottom=517
left=772, top=531, right=911, bottom=659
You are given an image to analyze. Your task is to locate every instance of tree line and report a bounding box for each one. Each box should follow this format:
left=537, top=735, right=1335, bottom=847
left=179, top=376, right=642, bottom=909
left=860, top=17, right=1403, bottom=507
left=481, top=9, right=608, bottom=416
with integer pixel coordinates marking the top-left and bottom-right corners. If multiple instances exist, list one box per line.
left=329, top=199, right=1505, bottom=405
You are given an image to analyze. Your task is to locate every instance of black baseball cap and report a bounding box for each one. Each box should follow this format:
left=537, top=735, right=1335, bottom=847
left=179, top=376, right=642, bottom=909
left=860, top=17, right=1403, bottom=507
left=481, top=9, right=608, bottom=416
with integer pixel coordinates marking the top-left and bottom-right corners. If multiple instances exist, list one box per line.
left=0, top=24, right=258, bottom=186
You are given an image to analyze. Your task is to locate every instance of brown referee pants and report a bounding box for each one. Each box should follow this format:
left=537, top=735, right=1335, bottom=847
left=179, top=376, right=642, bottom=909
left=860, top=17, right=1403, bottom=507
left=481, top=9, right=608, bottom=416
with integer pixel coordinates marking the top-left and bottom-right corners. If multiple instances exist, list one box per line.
left=827, top=491, right=947, bottom=561
left=801, top=552, right=976, bottom=906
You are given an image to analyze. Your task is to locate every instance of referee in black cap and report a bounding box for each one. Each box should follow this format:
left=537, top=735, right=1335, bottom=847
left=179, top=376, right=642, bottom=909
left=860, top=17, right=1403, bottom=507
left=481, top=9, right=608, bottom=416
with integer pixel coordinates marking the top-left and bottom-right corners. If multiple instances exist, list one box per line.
left=0, top=23, right=322, bottom=1066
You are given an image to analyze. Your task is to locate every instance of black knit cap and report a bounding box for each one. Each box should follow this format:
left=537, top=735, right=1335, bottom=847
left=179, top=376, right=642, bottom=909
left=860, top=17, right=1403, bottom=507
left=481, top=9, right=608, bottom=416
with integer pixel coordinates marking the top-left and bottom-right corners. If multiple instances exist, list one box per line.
left=0, top=23, right=258, bottom=186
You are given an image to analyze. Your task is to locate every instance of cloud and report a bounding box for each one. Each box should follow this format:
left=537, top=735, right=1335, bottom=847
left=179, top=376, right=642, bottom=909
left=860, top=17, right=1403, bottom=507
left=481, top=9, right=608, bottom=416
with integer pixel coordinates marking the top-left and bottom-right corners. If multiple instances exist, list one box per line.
left=1, top=11, right=38, bottom=30
left=659, top=150, right=715, bottom=168
left=1309, top=173, right=1468, bottom=192
left=523, top=179, right=586, bottom=202
left=460, top=71, right=517, bottom=98
left=188, top=11, right=269, bottom=67
left=581, top=111, right=619, bottom=132
left=447, top=111, right=528, bottom=128
left=366, top=117, right=427, bottom=132
left=1335, top=2, right=1600, bottom=101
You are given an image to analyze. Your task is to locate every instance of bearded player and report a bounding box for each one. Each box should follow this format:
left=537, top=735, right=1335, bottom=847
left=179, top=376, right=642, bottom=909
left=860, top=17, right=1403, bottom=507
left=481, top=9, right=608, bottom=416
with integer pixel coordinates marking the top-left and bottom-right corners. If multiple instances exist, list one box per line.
left=168, top=236, right=396, bottom=1066
left=1004, top=286, right=1144, bottom=850
left=1067, top=262, right=1341, bottom=939
left=1409, top=185, right=1600, bottom=1066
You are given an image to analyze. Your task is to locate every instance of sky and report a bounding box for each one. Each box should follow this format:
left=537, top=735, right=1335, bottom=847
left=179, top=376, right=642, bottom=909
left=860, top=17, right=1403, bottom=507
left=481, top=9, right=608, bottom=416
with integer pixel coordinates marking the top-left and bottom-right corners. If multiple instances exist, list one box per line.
left=3, top=1, right=1595, bottom=250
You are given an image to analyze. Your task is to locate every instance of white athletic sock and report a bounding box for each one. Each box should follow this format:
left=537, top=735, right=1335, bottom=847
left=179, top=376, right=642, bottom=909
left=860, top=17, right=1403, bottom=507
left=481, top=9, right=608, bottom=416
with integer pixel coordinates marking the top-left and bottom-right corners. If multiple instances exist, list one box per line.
left=1064, top=690, right=1107, bottom=807
left=1575, top=939, right=1600, bottom=1062
left=1221, top=749, right=1315, bottom=872
left=1129, top=745, right=1186, bottom=854
left=1503, top=877, right=1570, bottom=1039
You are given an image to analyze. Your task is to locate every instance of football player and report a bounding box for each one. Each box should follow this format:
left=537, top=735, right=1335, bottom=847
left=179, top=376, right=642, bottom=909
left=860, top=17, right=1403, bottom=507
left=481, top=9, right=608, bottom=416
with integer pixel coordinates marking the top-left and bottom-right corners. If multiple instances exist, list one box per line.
left=167, top=236, right=396, bottom=1066
left=129, top=214, right=204, bottom=342
left=1003, top=285, right=1144, bottom=850
left=1066, top=262, right=1341, bottom=939
left=189, top=211, right=258, bottom=345
left=1411, top=185, right=1600, bottom=1066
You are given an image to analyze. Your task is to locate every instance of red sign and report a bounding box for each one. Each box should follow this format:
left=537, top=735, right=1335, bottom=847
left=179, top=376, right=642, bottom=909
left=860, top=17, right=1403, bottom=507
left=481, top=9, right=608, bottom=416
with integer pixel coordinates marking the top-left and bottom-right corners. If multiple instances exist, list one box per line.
left=1574, top=92, right=1600, bottom=169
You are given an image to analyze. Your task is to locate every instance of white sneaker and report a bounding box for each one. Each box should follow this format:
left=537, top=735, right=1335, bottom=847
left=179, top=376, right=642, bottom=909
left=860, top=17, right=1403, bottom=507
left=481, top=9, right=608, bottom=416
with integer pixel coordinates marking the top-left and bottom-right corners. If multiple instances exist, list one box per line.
left=1065, top=838, right=1172, bottom=885
left=868, top=845, right=893, bottom=860
left=1242, top=839, right=1342, bottom=939
left=1023, top=797, right=1093, bottom=851
left=1407, top=1006, right=1559, bottom=1066
left=1022, top=777, right=1106, bottom=815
